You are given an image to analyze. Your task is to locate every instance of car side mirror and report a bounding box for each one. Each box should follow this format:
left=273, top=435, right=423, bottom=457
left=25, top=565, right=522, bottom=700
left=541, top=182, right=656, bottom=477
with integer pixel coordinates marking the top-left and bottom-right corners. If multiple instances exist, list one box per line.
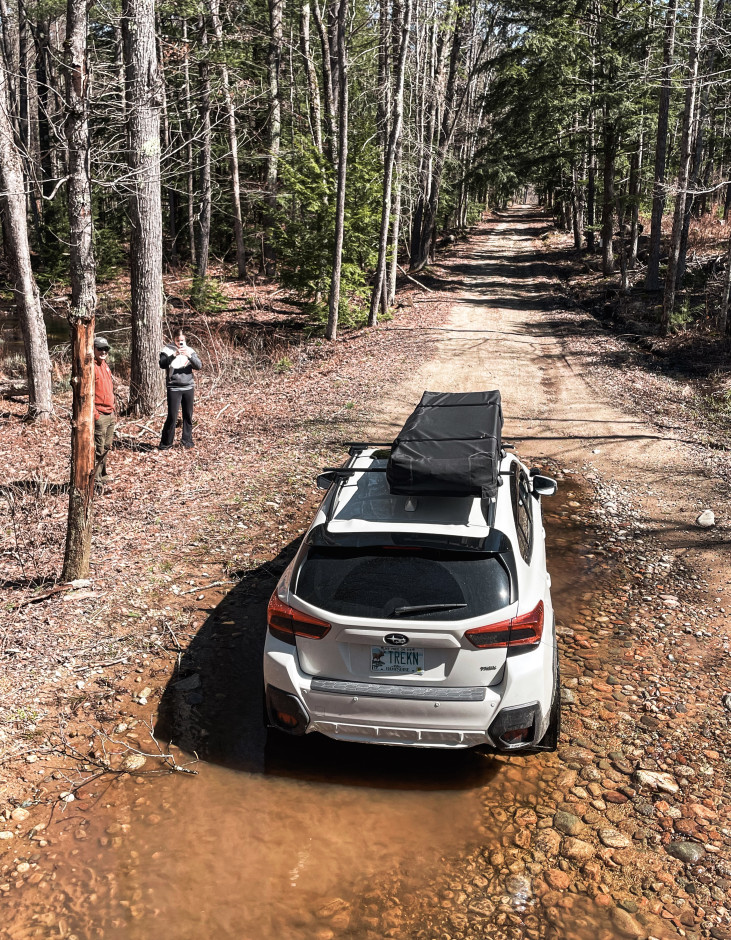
left=316, top=471, right=336, bottom=491
left=531, top=474, right=557, bottom=497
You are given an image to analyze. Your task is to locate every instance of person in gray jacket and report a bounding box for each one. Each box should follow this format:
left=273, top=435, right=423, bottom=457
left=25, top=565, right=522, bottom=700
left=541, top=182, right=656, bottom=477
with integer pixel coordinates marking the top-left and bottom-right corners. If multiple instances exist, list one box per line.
left=159, top=328, right=202, bottom=449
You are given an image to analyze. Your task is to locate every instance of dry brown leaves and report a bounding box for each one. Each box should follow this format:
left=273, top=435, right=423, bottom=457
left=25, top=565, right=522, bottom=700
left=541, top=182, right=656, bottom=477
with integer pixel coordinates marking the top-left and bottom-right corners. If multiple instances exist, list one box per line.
left=0, top=258, right=462, bottom=792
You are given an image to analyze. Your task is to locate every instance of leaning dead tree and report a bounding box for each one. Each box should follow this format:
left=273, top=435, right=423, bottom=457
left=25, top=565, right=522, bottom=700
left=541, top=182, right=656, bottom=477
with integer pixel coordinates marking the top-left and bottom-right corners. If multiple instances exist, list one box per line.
left=62, top=0, right=97, bottom=580
left=0, top=56, right=53, bottom=420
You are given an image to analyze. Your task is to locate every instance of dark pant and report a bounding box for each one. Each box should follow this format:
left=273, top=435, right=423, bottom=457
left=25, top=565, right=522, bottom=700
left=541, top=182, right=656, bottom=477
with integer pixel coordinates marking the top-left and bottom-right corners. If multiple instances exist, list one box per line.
left=160, top=387, right=195, bottom=447
left=94, top=413, right=115, bottom=479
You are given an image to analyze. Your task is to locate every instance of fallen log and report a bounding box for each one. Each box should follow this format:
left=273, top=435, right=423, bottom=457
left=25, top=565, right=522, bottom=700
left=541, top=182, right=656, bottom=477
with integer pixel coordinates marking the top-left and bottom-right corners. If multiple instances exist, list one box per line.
left=0, top=380, right=28, bottom=398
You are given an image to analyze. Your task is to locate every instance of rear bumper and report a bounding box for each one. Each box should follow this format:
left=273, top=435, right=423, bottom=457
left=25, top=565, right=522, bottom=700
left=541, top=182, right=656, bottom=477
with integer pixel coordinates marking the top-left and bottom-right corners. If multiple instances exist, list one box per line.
left=264, top=634, right=555, bottom=750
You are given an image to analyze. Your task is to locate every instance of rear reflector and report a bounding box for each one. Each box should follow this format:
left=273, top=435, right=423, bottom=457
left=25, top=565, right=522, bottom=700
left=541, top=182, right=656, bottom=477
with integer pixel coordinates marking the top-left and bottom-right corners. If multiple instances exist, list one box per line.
left=267, top=593, right=331, bottom=645
left=465, top=601, right=544, bottom=649
left=265, top=686, right=309, bottom=734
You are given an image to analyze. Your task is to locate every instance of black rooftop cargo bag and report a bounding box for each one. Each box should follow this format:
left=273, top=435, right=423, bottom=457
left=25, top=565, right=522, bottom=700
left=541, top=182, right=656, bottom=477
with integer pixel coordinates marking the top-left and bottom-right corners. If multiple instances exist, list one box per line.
left=386, top=390, right=503, bottom=499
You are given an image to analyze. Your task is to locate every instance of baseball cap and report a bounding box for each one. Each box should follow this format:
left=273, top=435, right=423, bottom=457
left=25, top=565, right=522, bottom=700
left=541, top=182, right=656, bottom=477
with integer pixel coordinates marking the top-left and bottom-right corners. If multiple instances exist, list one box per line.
left=93, top=336, right=110, bottom=351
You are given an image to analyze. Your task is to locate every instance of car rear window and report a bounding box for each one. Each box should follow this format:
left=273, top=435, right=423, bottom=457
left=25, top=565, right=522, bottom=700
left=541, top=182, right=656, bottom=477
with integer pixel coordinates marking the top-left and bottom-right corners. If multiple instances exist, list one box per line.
left=293, top=547, right=512, bottom=621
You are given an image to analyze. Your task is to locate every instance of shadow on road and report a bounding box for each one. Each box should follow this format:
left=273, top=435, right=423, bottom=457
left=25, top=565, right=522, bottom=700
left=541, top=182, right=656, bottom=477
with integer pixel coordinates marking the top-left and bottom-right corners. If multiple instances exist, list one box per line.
left=155, top=537, right=499, bottom=791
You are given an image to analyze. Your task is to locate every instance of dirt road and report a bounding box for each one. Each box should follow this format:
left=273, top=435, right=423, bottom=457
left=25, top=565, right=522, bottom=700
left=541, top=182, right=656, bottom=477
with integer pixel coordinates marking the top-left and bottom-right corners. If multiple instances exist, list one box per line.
left=361, top=208, right=731, bottom=940
left=2, top=208, right=730, bottom=940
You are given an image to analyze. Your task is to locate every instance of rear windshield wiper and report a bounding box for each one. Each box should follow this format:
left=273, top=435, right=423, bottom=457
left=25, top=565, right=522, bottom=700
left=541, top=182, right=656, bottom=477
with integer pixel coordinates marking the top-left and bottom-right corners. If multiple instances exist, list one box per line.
left=390, top=602, right=467, bottom=617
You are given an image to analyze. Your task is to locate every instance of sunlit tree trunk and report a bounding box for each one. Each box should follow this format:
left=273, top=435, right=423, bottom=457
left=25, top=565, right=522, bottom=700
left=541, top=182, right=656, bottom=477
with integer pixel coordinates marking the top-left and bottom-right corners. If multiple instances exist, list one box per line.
left=182, top=17, right=196, bottom=266
left=600, top=107, right=615, bottom=276
left=263, top=0, right=284, bottom=274
left=369, top=0, right=411, bottom=324
left=62, top=0, right=96, bottom=580
left=325, top=0, right=347, bottom=340
left=678, top=0, right=724, bottom=285
left=646, top=0, right=678, bottom=291
left=157, top=30, right=178, bottom=267
left=662, top=0, right=704, bottom=335
left=123, top=0, right=164, bottom=415
left=719, top=229, right=731, bottom=335
left=571, top=110, right=583, bottom=250
left=210, top=0, right=246, bottom=277
left=312, top=0, right=335, bottom=163
left=195, top=13, right=212, bottom=280
left=411, top=6, right=464, bottom=271
left=300, top=1, right=323, bottom=155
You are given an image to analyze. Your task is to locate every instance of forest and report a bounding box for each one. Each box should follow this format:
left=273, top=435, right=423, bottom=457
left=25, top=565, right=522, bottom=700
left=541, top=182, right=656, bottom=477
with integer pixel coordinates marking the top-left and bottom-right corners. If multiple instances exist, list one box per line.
left=0, top=0, right=730, bottom=574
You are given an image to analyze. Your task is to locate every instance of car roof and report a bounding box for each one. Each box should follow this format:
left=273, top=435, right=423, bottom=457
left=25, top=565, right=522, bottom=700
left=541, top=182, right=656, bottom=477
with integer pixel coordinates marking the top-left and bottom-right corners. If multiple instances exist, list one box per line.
left=321, top=450, right=517, bottom=540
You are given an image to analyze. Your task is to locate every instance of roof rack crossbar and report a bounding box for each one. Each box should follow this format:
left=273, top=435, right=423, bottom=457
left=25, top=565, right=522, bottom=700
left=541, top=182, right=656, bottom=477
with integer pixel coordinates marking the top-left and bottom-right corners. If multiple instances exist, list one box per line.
left=323, top=466, right=388, bottom=476
left=345, top=442, right=392, bottom=448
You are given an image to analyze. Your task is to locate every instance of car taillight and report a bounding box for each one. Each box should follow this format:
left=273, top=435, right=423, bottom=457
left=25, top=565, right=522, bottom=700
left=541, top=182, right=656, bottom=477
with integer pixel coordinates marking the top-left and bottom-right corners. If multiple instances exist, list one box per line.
left=464, top=601, right=544, bottom=649
left=267, top=593, right=331, bottom=645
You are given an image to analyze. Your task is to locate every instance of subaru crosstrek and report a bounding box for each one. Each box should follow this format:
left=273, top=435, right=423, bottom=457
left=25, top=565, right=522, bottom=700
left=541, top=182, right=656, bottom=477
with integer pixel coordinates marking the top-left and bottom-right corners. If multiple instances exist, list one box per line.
left=263, top=445, right=560, bottom=752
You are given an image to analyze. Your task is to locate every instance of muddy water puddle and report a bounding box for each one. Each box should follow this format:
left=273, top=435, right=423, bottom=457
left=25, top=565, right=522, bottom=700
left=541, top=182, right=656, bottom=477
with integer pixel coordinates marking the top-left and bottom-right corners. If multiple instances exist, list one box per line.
left=3, top=473, right=622, bottom=940
left=26, top=754, right=488, bottom=939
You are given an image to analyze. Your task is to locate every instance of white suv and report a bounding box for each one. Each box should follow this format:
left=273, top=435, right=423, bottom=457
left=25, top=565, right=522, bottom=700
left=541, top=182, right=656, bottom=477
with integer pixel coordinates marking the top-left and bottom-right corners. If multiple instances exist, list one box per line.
left=263, top=440, right=560, bottom=753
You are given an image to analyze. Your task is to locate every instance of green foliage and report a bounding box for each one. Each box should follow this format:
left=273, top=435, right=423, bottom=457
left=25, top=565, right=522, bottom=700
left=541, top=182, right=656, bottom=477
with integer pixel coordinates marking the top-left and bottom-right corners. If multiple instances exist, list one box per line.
left=34, top=197, right=70, bottom=289
left=94, top=225, right=126, bottom=282
left=274, top=355, right=293, bottom=373
left=189, top=275, right=228, bottom=314
left=34, top=194, right=125, bottom=288
left=670, top=299, right=699, bottom=331
left=274, top=134, right=382, bottom=326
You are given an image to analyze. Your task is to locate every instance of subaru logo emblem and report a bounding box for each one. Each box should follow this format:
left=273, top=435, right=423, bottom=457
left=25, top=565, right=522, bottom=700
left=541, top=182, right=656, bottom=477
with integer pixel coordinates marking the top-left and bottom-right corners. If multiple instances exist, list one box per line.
left=384, top=633, right=409, bottom=646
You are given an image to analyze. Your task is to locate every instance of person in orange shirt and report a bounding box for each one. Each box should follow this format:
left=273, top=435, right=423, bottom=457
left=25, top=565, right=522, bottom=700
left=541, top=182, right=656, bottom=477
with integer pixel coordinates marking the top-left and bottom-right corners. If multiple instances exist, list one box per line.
left=93, top=336, right=116, bottom=485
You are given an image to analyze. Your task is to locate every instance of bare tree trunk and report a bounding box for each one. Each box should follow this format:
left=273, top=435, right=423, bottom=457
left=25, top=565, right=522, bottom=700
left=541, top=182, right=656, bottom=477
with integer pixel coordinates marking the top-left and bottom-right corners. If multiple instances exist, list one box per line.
left=210, top=0, right=246, bottom=277
left=325, top=0, right=347, bottom=341
left=388, top=144, right=403, bottom=305
left=32, top=18, right=54, bottom=200
left=312, top=0, right=335, bottom=163
left=62, top=0, right=96, bottom=580
left=369, top=0, right=411, bottom=324
left=646, top=0, right=678, bottom=291
left=123, top=0, right=165, bottom=415
left=0, top=0, right=19, bottom=123
left=662, top=0, right=704, bottom=335
left=410, top=17, right=447, bottom=269
left=157, top=30, right=178, bottom=267
left=677, top=91, right=703, bottom=287
left=411, top=6, right=465, bottom=271
left=600, top=109, right=615, bottom=275
left=182, top=17, right=196, bottom=266
left=115, top=25, right=126, bottom=122
left=628, top=129, right=643, bottom=268
left=0, top=62, right=52, bottom=419
left=571, top=111, right=583, bottom=250
left=678, top=0, right=724, bottom=285
left=377, top=0, right=391, bottom=155
left=195, top=13, right=212, bottom=280
left=263, top=0, right=284, bottom=274
left=18, top=0, right=29, bottom=154
left=719, top=229, right=731, bottom=335
left=300, top=2, right=323, bottom=155
left=616, top=193, right=629, bottom=293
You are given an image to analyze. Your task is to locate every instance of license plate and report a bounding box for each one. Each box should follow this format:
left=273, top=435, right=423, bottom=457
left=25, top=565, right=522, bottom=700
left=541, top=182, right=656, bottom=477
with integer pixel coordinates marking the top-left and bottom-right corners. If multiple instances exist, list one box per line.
left=371, top=646, right=424, bottom=674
